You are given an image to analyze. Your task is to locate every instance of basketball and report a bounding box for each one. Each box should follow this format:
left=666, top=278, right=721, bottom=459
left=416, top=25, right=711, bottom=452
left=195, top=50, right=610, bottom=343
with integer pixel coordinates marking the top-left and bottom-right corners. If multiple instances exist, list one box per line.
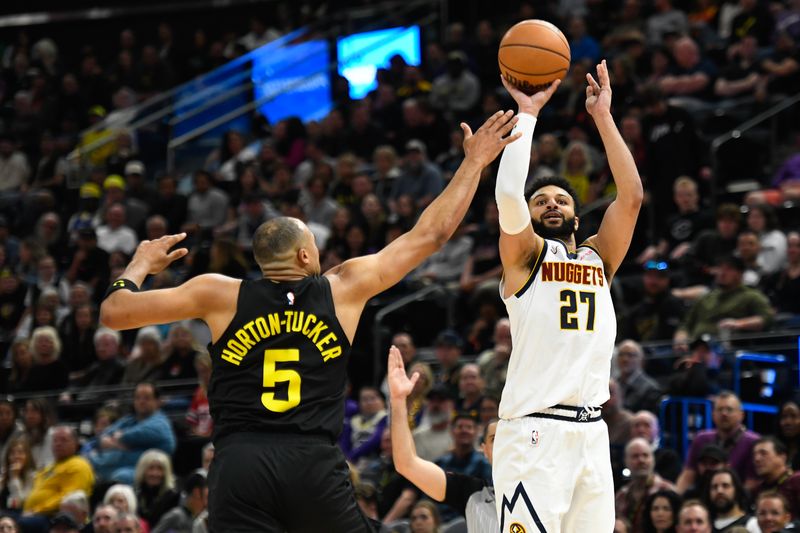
left=498, top=19, right=571, bottom=95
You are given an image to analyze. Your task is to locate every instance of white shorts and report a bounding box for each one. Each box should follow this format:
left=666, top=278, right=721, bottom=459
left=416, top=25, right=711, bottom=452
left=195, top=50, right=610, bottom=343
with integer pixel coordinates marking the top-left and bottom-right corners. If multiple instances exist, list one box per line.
left=493, top=415, right=615, bottom=533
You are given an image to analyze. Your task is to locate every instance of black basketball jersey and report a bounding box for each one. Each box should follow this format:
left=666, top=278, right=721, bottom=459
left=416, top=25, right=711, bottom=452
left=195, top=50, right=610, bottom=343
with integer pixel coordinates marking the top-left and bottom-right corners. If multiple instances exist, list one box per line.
left=207, top=276, right=351, bottom=441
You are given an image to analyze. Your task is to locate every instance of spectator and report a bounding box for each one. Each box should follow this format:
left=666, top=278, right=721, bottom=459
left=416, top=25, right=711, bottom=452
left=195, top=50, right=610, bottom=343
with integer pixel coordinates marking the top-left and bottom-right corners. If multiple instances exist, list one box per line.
left=777, top=397, right=800, bottom=470
left=412, top=384, right=455, bottom=462
left=122, top=327, right=163, bottom=385
left=134, top=450, right=179, bottom=529
left=0, top=436, right=36, bottom=511
left=683, top=204, right=742, bottom=288
left=184, top=171, right=229, bottom=238
left=669, top=335, right=722, bottom=398
left=429, top=51, right=480, bottom=120
left=49, top=512, right=81, bottom=533
left=68, top=327, right=124, bottom=401
left=152, top=176, right=188, bottom=235
left=186, top=352, right=212, bottom=439
left=750, top=437, right=800, bottom=517
left=646, top=0, right=689, bottom=45
left=764, top=231, right=800, bottom=315
left=57, top=490, right=89, bottom=530
left=631, top=410, right=683, bottom=483
left=714, top=36, right=763, bottom=100
left=676, top=392, right=760, bottom=494
left=359, top=429, right=418, bottom=524
left=746, top=204, right=788, bottom=276
left=754, top=492, right=794, bottom=533
left=604, top=378, right=634, bottom=449
left=758, top=31, right=800, bottom=98
left=404, top=362, right=433, bottom=431
left=339, top=387, right=388, bottom=468
left=685, top=445, right=729, bottom=502
left=642, top=489, right=682, bottom=533
left=459, top=202, right=502, bottom=299
left=660, top=37, right=717, bottom=101
left=151, top=472, right=206, bottom=533
left=91, top=504, right=117, bottom=533
left=0, top=134, right=31, bottom=198
left=22, top=426, right=94, bottom=519
left=159, top=323, right=200, bottom=382
left=22, top=400, right=55, bottom=470
left=25, top=326, right=68, bottom=394
left=0, top=516, right=20, bottom=533
left=96, top=202, right=137, bottom=257
left=455, top=364, right=483, bottom=417
left=676, top=500, right=711, bottom=533
left=103, top=484, right=147, bottom=533
left=673, top=255, right=773, bottom=345
left=622, top=258, right=686, bottom=342
left=84, top=382, right=176, bottom=484
left=408, top=500, right=441, bottom=533
left=435, top=413, right=490, bottom=481
left=615, top=438, right=677, bottom=532
left=0, top=400, right=23, bottom=463
left=614, top=339, right=663, bottom=413
left=476, top=318, right=510, bottom=399
left=390, top=140, right=444, bottom=212
left=97, top=176, right=148, bottom=238
left=114, top=512, right=141, bottom=533
left=432, top=329, right=464, bottom=399
left=567, top=16, right=601, bottom=64
left=729, top=0, right=774, bottom=45
left=735, top=230, right=764, bottom=287
left=706, top=468, right=753, bottom=532
left=58, top=301, right=96, bottom=376
left=65, top=228, right=110, bottom=305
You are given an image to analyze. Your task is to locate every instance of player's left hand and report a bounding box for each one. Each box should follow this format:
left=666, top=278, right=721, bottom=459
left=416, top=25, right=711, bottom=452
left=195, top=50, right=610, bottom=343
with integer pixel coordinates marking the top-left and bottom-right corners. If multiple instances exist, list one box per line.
left=585, top=59, right=612, bottom=118
left=387, top=345, right=419, bottom=403
left=131, top=233, right=189, bottom=275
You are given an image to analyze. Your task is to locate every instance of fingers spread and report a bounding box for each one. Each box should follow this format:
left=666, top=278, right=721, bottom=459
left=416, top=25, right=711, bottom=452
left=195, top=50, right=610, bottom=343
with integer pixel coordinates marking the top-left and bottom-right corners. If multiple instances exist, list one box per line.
left=499, top=115, right=519, bottom=137
left=502, top=131, right=523, bottom=146
left=492, top=110, right=515, bottom=132
left=586, top=73, right=600, bottom=92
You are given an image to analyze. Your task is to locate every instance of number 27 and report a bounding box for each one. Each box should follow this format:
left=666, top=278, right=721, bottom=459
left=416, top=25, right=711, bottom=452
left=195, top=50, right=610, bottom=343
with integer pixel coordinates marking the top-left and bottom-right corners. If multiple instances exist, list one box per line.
left=560, top=289, right=595, bottom=331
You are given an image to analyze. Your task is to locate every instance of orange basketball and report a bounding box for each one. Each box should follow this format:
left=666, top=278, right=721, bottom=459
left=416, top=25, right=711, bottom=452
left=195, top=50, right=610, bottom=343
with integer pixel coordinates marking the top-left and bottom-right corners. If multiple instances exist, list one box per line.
left=498, top=19, right=571, bottom=95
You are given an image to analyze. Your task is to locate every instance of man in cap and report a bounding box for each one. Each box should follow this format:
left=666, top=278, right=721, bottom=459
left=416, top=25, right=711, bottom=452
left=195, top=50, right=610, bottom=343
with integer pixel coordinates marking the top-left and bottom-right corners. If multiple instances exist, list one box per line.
left=433, top=329, right=465, bottom=398
left=389, top=139, right=444, bottom=211
left=621, top=258, right=685, bottom=342
left=413, top=383, right=455, bottom=461
left=430, top=51, right=481, bottom=118
left=124, top=160, right=158, bottom=206
left=49, top=512, right=81, bottom=533
left=682, top=444, right=728, bottom=500
left=673, top=254, right=773, bottom=351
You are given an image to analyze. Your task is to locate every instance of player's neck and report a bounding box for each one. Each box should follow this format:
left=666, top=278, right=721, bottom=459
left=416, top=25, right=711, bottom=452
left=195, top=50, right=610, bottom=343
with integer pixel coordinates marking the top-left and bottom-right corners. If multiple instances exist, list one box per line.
left=261, top=264, right=310, bottom=282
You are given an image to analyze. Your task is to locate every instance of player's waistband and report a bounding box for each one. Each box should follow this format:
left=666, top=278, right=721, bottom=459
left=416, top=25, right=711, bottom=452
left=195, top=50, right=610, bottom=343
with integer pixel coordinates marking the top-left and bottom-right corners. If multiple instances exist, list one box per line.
left=526, top=404, right=602, bottom=423
left=214, top=430, right=334, bottom=447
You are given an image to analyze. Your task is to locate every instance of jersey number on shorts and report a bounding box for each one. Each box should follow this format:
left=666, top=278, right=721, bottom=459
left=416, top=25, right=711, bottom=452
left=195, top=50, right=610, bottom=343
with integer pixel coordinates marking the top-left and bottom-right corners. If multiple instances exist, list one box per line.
left=559, top=289, right=595, bottom=331
left=261, top=349, right=301, bottom=412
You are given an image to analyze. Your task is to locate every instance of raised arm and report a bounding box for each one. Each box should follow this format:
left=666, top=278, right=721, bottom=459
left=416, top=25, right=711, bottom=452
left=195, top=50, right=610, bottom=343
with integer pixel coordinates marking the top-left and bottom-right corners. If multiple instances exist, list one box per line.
left=495, top=78, right=560, bottom=296
left=388, top=345, right=447, bottom=501
left=99, top=233, right=239, bottom=340
left=328, top=111, right=520, bottom=328
left=583, top=60, right=643, bottom=280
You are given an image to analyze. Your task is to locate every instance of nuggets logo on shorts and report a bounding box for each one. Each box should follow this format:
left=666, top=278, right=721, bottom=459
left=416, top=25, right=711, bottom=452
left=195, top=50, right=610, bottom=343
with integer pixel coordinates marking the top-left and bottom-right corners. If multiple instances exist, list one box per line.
left=510, top=523, right=526, bottom=533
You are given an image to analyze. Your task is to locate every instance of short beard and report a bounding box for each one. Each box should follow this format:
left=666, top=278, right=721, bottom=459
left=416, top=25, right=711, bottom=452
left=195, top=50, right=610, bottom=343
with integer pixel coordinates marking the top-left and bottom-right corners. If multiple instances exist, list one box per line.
left=532, top=215, right=576, bottom=240
left=713, top=497, right=735, bottom=514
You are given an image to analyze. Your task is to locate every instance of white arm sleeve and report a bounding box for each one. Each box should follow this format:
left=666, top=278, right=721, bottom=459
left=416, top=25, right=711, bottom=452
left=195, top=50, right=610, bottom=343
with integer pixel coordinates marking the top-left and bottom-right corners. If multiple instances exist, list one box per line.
left=495, top=113, right=537, bottom=235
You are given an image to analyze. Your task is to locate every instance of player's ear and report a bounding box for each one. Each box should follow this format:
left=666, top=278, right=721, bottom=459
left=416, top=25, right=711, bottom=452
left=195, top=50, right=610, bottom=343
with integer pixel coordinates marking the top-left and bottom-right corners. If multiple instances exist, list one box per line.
left=297, top=247, right=310, bottom=265
left=574, top=215, right=580, bottom=232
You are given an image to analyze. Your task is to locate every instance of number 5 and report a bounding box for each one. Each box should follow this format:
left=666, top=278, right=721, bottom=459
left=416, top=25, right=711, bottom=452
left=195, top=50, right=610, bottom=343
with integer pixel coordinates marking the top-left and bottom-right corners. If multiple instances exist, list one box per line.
left=262, top=349, right=301, bottom=412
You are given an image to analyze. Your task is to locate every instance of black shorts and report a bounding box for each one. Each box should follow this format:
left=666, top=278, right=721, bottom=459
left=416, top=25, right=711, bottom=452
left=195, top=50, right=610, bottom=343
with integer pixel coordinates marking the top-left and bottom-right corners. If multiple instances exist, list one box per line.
left=207, top=432, right=376, bottom=533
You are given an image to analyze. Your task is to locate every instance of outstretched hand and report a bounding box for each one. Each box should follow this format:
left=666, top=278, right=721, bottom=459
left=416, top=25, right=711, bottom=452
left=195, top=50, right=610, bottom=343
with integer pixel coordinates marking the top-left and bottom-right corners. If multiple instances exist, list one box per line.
left=501, top=76, right=561, bottom=117
left=585, top=59, right=612, bottom=118
left=387, top=345, right=419, bottom=403
left=461, top=110, right=521, bottom=167
left=131, top=233, right=189, bottom=275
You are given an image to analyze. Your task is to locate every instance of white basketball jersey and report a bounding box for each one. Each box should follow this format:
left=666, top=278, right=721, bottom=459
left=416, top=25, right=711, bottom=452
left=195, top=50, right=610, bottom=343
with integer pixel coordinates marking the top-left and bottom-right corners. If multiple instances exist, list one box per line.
left=498, top=238, right=616, bottom=419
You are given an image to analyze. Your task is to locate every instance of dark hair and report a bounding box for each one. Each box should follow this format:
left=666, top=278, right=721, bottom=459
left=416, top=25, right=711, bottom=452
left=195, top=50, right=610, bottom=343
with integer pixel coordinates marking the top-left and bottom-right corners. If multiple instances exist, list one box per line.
left=755, top=435, right=788, bottom=457
left=748, top=203, right=779, bottom=232
left=135, top=381, right=160, bottom=400
left=524, top=175, right=581, bottom=214
left=715, top=203, right=741, bottom=223
left=642, top=489, right=682, bottom=533
left=182, top=471, right=207, bottom=496
left=482, top=417, right=499, bottom=443
left=706, top=467, right=749, bottom=515
left=252, top=217, right=305, bottom=268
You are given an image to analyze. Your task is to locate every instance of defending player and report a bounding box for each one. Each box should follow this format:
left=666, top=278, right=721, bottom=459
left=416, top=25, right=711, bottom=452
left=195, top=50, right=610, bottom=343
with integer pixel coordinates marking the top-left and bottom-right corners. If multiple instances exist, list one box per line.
left=493, top=60, right=643, bottom=531
left=99, top=110, right=520, bottom=532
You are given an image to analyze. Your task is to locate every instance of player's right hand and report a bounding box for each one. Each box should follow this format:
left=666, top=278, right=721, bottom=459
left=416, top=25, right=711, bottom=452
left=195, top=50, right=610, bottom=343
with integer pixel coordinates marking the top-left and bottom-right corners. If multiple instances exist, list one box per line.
left=501, top=76, right=560, bottom=118
left=387, top=345, right=419, bottom=403
left=131, top=233, right=189, bottom=275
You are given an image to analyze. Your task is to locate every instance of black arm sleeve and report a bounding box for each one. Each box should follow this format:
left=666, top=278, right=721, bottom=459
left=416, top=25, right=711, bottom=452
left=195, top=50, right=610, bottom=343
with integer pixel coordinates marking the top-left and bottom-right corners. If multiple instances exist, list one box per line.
left=442, top=471, right=487, bottom=515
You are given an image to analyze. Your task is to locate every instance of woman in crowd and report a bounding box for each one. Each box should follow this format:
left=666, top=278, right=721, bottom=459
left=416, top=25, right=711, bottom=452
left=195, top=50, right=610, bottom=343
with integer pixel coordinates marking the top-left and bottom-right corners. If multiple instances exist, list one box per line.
left=777, top=396, right=800, bottom=470
left=409, top=500, right=442, bottom=533
left=642, top=489, right=681, bottom=533
left=21, top=399, right=54, bottom=469
left=747, top=204, right=788, bottom=275
left=122, top=326, right=164, bottom=385
left=105, top=483, right=149, bottom=533
left=0, top=401, right=21, bottom=464
left=0, top=437, right=35, bottom=511
left=160, top=322, right=200, bottom=382
left=340, top=386, right=388, bottom=469
left=4, top=339, right=32, bottom=394
left=25, top=326, right=68, bottom=393
left=134, top=450, right=179, bottom=528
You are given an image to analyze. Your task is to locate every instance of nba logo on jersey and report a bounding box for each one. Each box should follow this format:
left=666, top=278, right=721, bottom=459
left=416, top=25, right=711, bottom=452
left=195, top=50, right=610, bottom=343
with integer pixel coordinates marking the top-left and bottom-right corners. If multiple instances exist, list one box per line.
left=530, top=430, right=539, bottom=447
left=286, top=292, right=295, bottom=305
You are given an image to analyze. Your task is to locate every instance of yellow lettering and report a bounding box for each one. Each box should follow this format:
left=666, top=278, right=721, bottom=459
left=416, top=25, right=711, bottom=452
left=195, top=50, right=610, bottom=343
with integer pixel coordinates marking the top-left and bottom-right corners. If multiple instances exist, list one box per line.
left=322, top=346, right=342, bottom=362
left=221, top=349, right=242, bottom=366
left=316, top=332, right=337, bottom=351
left=243, top=321, right=260, bottom=342
left=269, top=313, right=281, bottom=336
left=290, top=311, right=304, bottom=332
left=302, top=313, right=316, bottom=335
left=235, top=329, right=256, bottom=350
left=254, top=317, right=269, bottom=338
left=307, top=321, right=328, bottom=344
left=227, top=339, right=247, bottom=356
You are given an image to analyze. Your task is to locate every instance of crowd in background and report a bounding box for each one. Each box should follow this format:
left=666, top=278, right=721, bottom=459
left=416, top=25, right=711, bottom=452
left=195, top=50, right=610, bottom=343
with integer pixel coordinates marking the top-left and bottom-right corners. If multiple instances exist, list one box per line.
left=0, top=0, right=798, bottom=531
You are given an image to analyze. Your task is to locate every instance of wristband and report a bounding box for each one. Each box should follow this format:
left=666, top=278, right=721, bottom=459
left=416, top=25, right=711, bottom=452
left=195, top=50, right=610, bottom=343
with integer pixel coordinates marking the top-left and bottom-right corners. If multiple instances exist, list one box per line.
left=104, top=278, right=140, bottom=299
